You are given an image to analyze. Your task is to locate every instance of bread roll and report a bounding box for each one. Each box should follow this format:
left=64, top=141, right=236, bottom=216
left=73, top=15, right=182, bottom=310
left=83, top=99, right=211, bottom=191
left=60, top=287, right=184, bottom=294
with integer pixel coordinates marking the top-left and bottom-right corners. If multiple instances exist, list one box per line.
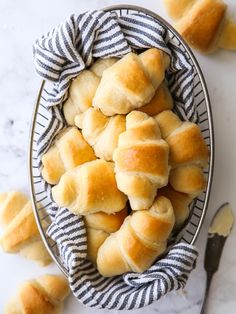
left=52, top=159, right=127, bottom=215
left=176, top=0, right=227, bottom=53
left=63, top=58, right=117, bottom=125
left=75, top=108, right=126, bottom=161
left=138, top=81, right=173, bottom=116
left=0, top=191, right=28, bottom=226
left=42, top=127, right=96, bottom=185
left=164, top=0, right=236, bottom=53
left=97, top=196, right=175, bottom=277
left=113, top=111, right=169, bottom=211
left=85, top=208, right=127, bottom=263
left=93, top=48, right=170, bottom=116
left=0, top=192, right=51, bottom=266
left=4, top=275, right=69, bottom=314
left=158, top=185, right=194, bottom=228
left=155, top=110, right=209, bottom=195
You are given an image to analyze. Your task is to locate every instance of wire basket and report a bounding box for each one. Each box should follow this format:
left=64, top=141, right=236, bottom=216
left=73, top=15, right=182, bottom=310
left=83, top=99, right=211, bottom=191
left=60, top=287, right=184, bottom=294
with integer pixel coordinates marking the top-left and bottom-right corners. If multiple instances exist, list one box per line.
left=29, top=5, right=214, bottom=276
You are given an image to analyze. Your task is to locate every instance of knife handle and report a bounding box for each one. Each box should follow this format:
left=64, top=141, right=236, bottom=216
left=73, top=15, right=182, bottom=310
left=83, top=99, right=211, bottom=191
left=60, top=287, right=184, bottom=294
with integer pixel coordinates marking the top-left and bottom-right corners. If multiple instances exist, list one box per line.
left=200, top=271, right=214, bottom=314
left=204, top=234, right=226, bottom=272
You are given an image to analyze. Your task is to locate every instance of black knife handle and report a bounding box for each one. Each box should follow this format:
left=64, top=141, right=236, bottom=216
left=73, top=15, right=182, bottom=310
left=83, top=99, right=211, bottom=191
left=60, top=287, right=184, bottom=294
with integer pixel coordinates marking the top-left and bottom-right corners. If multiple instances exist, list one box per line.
left=204, top=234, right=226, bottom=273
left=200, top=234, right=227, bottom=314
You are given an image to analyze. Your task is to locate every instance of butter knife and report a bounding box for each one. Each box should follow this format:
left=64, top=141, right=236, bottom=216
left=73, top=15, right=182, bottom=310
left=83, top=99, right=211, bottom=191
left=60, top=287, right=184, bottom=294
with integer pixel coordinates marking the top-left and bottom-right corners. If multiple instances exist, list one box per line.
left=200, top=202, right=234, bottom=314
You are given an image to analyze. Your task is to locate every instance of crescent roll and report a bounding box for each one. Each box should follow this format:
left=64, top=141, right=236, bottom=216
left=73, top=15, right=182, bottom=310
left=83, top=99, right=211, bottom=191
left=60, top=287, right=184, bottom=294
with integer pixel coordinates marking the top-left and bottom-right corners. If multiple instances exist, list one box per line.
left=85, top=208, right=128, bottom=263
left=63, top=57, right=118, bottom=125
left=42, top=127, right=96, bottom=185
left=97, top=196, right=175, bottom=277
left=93, top=48, right=170, bottom=116
left=75, top=108, right=126, bottom=161
left=155, top=110, right=209, bottom=195
left=164, top=0, right=236, bottom=53
left=0, top=192, right=51, bottom=266
left=158, top=185, right=194, bottom=228
left=113, top=111, right=169, bottom=211
left=4, top=275, right=69, bottom=314
left=52, top=159, right=127, bottom=215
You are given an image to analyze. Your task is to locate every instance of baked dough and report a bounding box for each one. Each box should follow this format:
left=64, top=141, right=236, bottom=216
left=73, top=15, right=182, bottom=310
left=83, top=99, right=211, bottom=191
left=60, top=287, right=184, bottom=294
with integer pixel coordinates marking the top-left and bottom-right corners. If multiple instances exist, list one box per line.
left=0, top=192, right=51, bottom=266
left=4, top=275, right=69, bottom=314
left=93, top=48, right=170, bottom=115
left=42, top=127, right=96, bottom=185
left=75, top=108, right=126, bottom=161
left=52, top=159, right=127, bottom=215
left=164, top=0, right=236, bottom=53
left=155, top=110, right=209, bottom=195
left=97, top=196, right=175, bottom=277
left=113, top=111, right=169, bottom=210
left=63, top=58, right=118, bottom=125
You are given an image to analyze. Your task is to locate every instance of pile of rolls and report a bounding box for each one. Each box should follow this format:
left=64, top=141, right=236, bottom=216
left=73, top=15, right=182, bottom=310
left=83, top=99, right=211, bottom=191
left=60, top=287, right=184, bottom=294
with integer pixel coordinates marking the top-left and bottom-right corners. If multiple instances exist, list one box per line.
left=41, top=48, right=209, bottom=277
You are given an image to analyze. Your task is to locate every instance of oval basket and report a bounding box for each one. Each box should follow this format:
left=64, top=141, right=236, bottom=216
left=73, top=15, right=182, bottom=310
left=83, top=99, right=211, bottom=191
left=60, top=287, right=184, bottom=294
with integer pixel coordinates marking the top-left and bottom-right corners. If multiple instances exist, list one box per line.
left=29, top=5, right=214, bottom=277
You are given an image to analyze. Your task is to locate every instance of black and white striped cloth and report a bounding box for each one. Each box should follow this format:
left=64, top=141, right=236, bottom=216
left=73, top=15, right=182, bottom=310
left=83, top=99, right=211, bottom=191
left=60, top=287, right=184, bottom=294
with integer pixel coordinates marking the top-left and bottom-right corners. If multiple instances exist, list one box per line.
left=33, top=10, right=198, bottom=310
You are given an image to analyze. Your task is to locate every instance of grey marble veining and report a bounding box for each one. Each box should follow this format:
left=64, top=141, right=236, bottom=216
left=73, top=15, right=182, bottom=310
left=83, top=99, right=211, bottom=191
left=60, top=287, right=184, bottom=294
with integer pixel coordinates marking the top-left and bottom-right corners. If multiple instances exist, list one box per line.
left=0, top=0, right=236, bottom=313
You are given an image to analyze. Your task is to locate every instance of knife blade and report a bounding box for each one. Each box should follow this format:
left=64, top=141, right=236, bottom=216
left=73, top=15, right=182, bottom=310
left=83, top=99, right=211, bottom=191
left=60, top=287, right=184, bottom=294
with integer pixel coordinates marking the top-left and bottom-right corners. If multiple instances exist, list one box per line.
left=200, top=202, right=234, bottom=314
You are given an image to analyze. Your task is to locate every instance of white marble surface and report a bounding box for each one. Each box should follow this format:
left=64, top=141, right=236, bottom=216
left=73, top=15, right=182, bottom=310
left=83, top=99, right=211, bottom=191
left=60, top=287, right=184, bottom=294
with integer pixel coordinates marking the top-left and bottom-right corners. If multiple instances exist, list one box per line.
left=0, top=0, right=235, bottom=313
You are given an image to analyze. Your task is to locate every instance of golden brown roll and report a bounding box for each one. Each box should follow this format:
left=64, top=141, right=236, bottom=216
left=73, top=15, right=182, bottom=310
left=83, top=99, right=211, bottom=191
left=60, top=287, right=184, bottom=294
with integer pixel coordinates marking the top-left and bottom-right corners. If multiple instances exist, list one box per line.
left=85, top=208, right=128, bottom=263
left=93, top=48, right=170, bottom=116
left=0, top=192, right=51, bottom=266
left=138, top=81, right=173, bottom=116
left=164, top=0, right=236, bottom=53
left=157, top=185, right=194, bottom=228
left=176, top=0, right=227, bottom=53
left=97, top=196, right=175, bottom=277
left=52, top=159, right=127, bottom=215
left=113, top=111, right=169, bottom=211
left=155, top=110, right=209, bottom=195
left=75, top=108, right=126, bottom=161
left=63, top=58, right=117, bottom=125
left=4, top=275, right=69, bottom=314
left=42, top=127, right=96, bottom=185
left=0, top=191, right=28, bottom=226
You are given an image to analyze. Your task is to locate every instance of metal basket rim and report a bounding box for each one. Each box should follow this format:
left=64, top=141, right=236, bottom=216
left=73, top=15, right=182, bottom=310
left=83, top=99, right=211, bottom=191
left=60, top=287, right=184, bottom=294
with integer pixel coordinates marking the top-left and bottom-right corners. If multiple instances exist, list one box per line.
left=28, top=5, right=214, bottom=277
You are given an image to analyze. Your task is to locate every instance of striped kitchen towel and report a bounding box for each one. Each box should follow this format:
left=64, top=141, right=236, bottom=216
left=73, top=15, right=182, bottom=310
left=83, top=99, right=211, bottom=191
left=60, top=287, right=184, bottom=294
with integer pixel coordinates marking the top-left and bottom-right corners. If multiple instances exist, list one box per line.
left=33, top=9, right=199, bottom=310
